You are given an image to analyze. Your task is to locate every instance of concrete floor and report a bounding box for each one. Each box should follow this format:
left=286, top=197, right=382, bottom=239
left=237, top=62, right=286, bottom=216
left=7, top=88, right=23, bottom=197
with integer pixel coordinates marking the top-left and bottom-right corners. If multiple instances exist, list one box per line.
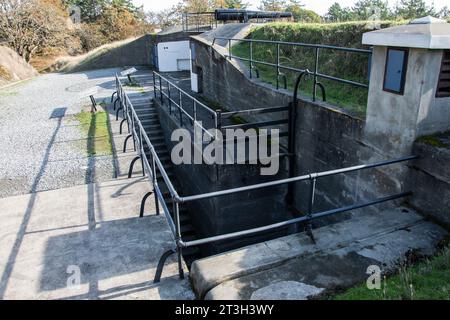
left=0, top=177, right=194, bottom=300
left=0, top=68, right=195, bottom=300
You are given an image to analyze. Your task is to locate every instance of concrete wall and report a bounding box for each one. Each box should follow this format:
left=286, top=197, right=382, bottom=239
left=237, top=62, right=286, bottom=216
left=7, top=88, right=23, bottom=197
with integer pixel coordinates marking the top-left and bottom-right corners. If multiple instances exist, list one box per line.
left=365, top=47, right=450, bottom=156
left=70, top=31, right=202, bottom=72
left=407, top=139, right=450, bottom=228
left=154, top=98, right=293, bottom=256
left=71, top=35, right=155, bottom=72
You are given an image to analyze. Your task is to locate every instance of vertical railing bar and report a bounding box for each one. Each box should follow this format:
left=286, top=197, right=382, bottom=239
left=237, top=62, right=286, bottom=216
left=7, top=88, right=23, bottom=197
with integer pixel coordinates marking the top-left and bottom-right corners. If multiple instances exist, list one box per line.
left=153, top=72, right=157, bottom=100
left=193, top=100, right=197, bottom=122
left=313, top=47, right=320, bottom=102
left=168, top=81, right=171, bottom=110
left=174, top=202, right=184, bottom=279
left=159, top=75, right=163, bottom=104
left=139, top=126, right=145, bottom=177
left=152, top=152, right=160, bottom=216
left=308, top=177, right=317, bottom=220
left=276, top=43, right=280, bottom=90
left=249, top=41, right=253, bottom=79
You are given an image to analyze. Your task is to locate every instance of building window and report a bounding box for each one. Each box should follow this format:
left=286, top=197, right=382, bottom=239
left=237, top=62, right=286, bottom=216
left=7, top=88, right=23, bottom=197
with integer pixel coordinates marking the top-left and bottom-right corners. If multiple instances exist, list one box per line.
left=383, top=48, right=409, bottom=95
left=436, top=50, right=450, bottom=98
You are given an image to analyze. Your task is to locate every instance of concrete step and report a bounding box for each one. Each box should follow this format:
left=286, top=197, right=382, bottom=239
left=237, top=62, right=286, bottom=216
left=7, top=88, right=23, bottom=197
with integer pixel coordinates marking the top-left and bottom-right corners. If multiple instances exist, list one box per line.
left=190, top=206, right=448, bottom=299
left=143, top=123, right=163, bottom=131
left=141, top=118, right=160, bottom=125
left=138, top=111, right=158, bottom=118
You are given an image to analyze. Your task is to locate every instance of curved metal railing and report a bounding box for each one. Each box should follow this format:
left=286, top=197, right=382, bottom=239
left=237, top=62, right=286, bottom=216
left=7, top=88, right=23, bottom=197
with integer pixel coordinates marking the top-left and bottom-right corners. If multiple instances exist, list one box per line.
left=114, top=73, right=417, bottom=283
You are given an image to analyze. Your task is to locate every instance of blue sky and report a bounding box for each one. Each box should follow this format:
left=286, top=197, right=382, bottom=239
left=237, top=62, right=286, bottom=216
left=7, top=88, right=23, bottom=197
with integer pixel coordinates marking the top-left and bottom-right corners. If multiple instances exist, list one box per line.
left=133, top=0, right=448, bottom=15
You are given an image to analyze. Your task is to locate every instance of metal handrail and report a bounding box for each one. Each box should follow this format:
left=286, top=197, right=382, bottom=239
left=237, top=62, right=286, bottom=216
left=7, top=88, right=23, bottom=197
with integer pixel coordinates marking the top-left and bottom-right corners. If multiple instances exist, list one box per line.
left=213, top=36, right=372, bottom=101
left=176, top=155, right=418, bottom=203
left=153, top=71, right=217, bottom=139
left=115, top=74, right=417, bottom=282
left=116, top=75, right=179, bottom=238
left=214, top=37, right=372, bottom=54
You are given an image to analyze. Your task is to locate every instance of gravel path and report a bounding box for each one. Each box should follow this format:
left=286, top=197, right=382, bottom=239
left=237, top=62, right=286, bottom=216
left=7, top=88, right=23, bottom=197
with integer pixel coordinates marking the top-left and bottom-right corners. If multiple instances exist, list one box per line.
left=0, top=68, right=122, bottom=198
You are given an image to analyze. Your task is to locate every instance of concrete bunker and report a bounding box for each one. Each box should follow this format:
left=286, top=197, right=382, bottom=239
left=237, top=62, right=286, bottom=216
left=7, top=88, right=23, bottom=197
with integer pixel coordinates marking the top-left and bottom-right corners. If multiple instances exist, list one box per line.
left=113, top=17, right=450, bottom=282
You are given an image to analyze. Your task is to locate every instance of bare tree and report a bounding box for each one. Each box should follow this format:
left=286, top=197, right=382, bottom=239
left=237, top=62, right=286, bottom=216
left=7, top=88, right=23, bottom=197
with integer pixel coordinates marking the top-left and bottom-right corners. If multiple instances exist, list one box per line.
left=0, top=0, right=69, bottom=61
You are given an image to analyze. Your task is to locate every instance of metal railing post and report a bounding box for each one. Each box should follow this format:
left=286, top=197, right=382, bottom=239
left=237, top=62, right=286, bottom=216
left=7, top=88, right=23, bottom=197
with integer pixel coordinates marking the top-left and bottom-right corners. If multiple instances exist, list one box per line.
left=306, top=175, right=317, bottom=242
left=228, top=39, right=231, bottom=60
left=168, top=82, right=172, bottom=112
left=179, top=90, right=182, bottom=116
left=139, top=126, right=145, bottom=177
left=276, top=43, right=280, bottom=90
left=249, top=41, right=253, bottom=79
left=153, top=72, right=157, bottom=100
left=193, top=100, right=197, bottom=122
left=152, top=152, right=160, bottom=216
left=313, top=47, right=320, bottom=102
left=174, top=202, right=184, bottom=279
left=159, top=76, right=163, bottom=104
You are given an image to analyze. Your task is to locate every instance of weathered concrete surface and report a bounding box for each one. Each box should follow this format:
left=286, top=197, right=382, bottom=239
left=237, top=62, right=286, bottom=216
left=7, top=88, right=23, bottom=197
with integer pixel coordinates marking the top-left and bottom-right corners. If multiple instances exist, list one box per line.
left=365, top=47, right=450, bottom=155
left=0, top=177, right=194, bottom=300
left=190, top=207, right=448, bottom=299
left=189, top=36, right=411, bottom=222
left=408, top=134, right=450, bottom=228
left=70, top=36, right=155, bottom=72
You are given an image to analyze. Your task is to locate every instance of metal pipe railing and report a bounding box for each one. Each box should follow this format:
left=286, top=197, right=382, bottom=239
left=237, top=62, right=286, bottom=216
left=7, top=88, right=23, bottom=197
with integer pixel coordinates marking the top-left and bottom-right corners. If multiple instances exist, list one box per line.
left=180, top=192, right=412, bottom=248
left=115, top=73, right=417, bottom=282
left=116, top=75, right=179, bottom=236
left=153, top=71, right=216, bottom=139
left=176, top=155, right=417, bottom=203
left=213, top=36, right=372, bottom=101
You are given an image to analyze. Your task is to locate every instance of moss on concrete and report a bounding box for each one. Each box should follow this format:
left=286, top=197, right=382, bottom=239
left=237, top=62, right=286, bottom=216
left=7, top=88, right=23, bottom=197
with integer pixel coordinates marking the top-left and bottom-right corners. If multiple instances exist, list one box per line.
left=75, top=111, right=113, bottom=156
left=416, top=134, right=448, bottom=148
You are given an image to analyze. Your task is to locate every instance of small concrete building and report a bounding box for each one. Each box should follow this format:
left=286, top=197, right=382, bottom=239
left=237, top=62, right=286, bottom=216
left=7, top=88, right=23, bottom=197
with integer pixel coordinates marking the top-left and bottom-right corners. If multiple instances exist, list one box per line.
left=363, top=17, right=450, bottom=155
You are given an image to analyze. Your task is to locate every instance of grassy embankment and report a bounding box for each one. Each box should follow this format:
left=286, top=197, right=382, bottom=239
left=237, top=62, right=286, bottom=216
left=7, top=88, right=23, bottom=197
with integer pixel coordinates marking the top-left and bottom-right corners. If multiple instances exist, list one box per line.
left=231, top=21, right=405, bottom=116
left=335, top=242, right=450, bottom=300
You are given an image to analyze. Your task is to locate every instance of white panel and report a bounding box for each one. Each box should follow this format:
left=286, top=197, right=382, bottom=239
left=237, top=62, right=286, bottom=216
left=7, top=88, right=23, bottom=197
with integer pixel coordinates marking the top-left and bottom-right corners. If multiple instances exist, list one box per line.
left=157, top=41, right=191, bottom=72
left=191, top=73, right=198, bottom=92
left=177, top=59, right=191, bottom=71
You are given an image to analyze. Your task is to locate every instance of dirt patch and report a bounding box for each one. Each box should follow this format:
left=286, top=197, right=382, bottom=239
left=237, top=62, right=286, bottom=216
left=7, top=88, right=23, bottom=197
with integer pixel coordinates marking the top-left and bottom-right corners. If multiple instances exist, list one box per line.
left=0, top=65, right=12, bottom=80
left=0, top=46, right=38, bottom=87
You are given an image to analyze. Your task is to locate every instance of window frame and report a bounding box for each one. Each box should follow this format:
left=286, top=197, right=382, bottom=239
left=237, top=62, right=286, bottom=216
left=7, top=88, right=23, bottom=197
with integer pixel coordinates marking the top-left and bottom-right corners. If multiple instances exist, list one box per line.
left=435, top=50, right=450, bottom=98
left=383, top=47, right=409, bottom=95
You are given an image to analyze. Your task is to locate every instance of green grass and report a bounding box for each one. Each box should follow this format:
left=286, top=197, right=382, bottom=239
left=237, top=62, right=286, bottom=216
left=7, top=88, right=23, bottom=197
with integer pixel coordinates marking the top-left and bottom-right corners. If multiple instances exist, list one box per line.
left=334, top=244, right=450, bottom=300
left=230, top=21, right=407, bottom=116
left=75, top=111, right=113, bottom=157
left=198, top=95, right=249, bottom=125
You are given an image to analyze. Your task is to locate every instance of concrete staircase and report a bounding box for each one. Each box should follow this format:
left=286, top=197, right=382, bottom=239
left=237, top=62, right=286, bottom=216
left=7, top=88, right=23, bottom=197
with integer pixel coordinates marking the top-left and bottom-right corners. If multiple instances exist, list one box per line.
left=124, top=98, right=201, bottom=266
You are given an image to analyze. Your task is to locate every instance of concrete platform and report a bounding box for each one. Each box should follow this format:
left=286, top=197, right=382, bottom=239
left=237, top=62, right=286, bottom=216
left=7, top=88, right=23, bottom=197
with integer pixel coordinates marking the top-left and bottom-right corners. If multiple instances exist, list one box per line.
left=0, top=177, right=194, bottom=300
left=190, top=207, right=448, bottom=299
